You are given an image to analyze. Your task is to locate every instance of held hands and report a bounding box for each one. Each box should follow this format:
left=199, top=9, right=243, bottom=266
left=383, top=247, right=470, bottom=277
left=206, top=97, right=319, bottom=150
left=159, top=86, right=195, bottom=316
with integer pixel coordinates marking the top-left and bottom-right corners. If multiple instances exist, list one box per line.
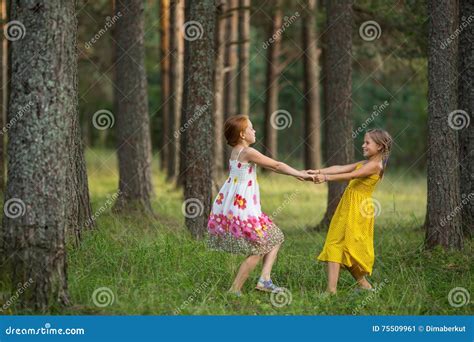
left=299, top=169, right=327, bottom=184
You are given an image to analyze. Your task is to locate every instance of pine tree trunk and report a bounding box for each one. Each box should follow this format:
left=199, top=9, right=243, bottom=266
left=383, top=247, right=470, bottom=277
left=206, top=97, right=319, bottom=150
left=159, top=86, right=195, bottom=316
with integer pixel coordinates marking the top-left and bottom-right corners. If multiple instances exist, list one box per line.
left=167, top=0, right=184, bottom=181
left=425, top=0, right=463, bottom=250
left=316, top=0, right=354, bottom=229
left=222, top=0, right=238, bottom=164
left=113, top=0, right=154, bottom=214
left=213, top=0, right=226, bottom=183
left=2, top=0, right=78, bottom=309
left=263, top=1, right=282, bottom=160
left=458, top=0, right=474, bottom=238
left=302, top=0, right=322, bottom=170
left=182, top=0, right=216, bottom=238
left=66, top=22, right=94, bottom=245
left=159, top=0, right=170, bottom=172
left=237, top=0, right=250, bottom=116
left=0, top=0, right=6, bottom=193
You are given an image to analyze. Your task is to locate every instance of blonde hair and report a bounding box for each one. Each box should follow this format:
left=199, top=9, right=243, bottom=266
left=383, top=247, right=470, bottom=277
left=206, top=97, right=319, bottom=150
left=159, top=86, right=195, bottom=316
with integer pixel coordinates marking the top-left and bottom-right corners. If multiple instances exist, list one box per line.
left=366, top=128, right=392, bottom=178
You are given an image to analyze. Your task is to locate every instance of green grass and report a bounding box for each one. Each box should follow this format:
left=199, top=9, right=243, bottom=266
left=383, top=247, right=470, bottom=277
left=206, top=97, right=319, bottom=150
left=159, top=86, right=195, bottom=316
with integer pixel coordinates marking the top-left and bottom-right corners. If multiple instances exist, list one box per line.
left=3, top=148, right=473, bottom=315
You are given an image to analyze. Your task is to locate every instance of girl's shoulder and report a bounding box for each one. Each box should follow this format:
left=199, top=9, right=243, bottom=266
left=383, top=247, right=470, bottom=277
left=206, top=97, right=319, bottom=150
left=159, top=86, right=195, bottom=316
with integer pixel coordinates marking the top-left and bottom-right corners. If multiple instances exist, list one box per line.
left=361, top=160, right=383, bottom=176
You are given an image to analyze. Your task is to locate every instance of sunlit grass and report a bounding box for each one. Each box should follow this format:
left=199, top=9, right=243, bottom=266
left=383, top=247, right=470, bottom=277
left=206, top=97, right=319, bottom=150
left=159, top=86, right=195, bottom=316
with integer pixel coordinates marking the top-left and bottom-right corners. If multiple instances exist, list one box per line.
left=2, top=148, right=471, bottom=315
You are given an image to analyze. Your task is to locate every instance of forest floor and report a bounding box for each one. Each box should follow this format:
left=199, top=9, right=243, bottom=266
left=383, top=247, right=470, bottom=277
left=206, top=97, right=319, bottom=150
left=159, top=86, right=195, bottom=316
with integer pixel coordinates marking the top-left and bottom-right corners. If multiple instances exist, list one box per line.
left=3, top=148, right=473, bottom=315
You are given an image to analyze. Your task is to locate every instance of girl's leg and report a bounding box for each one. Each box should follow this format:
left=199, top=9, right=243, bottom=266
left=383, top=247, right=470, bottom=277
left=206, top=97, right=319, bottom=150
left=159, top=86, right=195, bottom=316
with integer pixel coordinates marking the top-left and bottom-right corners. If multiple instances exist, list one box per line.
left=260, top=243, right=281, bottom=281
left=326, top=262, right=341, bottom=294
left=229, top=255, right=262, bottom=292
left=348, top=265, right=372, bottom=289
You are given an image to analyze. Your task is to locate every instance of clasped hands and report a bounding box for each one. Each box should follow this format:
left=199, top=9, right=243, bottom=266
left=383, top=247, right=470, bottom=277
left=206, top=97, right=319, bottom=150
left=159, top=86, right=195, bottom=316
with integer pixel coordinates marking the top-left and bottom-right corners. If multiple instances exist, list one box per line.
left=297, top=169, right=327, bottom=183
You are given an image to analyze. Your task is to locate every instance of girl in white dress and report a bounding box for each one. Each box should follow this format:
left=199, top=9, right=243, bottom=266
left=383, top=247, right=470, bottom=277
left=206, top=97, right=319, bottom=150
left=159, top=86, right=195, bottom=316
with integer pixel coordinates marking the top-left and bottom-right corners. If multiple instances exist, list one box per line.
left=207, top=115, right=315, bottom=295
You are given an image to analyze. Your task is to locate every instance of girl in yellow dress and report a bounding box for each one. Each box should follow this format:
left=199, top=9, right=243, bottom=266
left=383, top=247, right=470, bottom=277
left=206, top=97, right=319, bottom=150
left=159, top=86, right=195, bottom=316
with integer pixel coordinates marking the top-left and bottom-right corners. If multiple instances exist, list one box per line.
left=309, top=129, right=392, bottom=294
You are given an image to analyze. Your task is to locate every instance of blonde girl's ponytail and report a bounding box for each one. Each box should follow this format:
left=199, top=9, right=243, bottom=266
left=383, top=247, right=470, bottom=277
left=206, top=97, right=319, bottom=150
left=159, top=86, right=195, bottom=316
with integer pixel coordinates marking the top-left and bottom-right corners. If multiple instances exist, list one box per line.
left=366, top=129, right=393, bottom=178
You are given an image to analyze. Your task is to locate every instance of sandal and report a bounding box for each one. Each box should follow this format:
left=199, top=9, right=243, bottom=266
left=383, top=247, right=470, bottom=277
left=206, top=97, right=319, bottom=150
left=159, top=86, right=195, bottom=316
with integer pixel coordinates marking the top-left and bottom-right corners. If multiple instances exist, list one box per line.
left=255, top=277, right=283, bottom=293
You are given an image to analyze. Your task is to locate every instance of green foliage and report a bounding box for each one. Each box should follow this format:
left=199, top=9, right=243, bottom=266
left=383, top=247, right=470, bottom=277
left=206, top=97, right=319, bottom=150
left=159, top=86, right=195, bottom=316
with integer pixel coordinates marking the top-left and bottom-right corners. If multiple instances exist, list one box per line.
left=76, top=0, right=430, bottom=164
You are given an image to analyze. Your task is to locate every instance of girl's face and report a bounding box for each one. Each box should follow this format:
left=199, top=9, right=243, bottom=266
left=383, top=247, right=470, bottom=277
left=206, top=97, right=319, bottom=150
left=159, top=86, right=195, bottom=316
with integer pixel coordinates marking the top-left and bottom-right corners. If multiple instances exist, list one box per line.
left=241, top=120, right=256, bottom=145
left=362, top=133, right=382, bottom=158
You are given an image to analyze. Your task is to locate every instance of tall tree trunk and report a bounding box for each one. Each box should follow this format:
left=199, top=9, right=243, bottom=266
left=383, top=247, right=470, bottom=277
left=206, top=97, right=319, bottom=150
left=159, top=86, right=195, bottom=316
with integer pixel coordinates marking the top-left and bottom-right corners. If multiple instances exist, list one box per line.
left=237, top=0, right=250, bottom=116
left=316, top=0, right=354, bottom=229
left=159, top=0, right=170, bottom=172
left=213, top=0, right=226, bottom=184
left=66, top=2, right=94, bottom=245
left=263, top=0, right=282, bottom=160
left=113, top=0, right=154, bottom=214
left=458, top=0, right=473, bottom=238
left=0, top=0, right=6, bottom=193
left=425, top=0, right=463, bottom=250
left=167, top=0, right=184, bottom=181
left=2, top=0, right=78, bottom=309
left=182, top=0, right=216, bottom=238
left=222, top=0, right=238, bottom=164
left=302, top=0, right=322, bottom=170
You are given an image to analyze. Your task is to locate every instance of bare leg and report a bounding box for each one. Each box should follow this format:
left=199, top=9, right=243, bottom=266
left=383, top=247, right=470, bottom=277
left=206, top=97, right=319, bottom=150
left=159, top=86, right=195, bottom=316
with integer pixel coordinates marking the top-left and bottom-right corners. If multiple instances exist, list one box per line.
left=348, top=265, right=372, bottom=289
left=260, top=243, right=281, bottom=281
left=326, top=262, right=341, bottom=294
left=229, top=255, right=262, bottom=292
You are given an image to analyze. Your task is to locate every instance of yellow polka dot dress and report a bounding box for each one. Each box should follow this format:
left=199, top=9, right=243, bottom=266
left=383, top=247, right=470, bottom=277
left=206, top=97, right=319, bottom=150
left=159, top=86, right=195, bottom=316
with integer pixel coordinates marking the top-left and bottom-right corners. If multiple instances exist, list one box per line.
left=317, top=162, right=380, bottom=276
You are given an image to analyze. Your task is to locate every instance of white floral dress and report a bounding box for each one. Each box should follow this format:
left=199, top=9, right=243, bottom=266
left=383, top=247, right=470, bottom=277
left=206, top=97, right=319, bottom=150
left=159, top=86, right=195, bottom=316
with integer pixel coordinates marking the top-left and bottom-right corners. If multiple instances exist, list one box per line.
left=207, top=148, right=285, bottom=255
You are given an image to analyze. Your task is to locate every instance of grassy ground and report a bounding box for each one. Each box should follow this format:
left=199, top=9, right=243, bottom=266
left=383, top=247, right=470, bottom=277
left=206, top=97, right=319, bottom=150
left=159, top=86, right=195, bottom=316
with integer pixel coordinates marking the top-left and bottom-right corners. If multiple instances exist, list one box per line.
left=3, top=148, right=473, bottom=315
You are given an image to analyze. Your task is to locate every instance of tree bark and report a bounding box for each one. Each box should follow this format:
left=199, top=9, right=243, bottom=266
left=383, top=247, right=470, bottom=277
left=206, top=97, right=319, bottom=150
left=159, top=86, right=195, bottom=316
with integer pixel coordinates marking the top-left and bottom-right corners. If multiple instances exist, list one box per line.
left=159, top=0, right=170, bottom=172
left=167, top=0, right=184, bottom=181
left=458, top=0, right=473, bottom=238
left=237, top=0, right=250, bottom=116
left=182, top=0, right=215, bottom=238
left=2, top=0, right=78, bottom=310
left=222, top=0, right=238, bottom=164
left=263, top=0, right=282, bottom=161
left=66, top=3, right=94, bottom=245
left=113, top=0, right=154, bottom=214
left=213, top=0, right=226, bottom=183
left=425, top=0, right=463, bottom=249
left=316, top=0, right=354, bottom=229
left=0, top=0, right=5, bottom=193
left=302, top=0, right=322, bottom=170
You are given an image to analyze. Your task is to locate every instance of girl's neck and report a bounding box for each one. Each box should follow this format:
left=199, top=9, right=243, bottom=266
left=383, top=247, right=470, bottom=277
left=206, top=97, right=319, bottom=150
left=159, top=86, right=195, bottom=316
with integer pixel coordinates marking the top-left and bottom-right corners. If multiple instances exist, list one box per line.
left=368, top=154, right=383, bottom=163
left=369, top=153, right=383, bottom=162
left=235, top=141, right=250, bottom=149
